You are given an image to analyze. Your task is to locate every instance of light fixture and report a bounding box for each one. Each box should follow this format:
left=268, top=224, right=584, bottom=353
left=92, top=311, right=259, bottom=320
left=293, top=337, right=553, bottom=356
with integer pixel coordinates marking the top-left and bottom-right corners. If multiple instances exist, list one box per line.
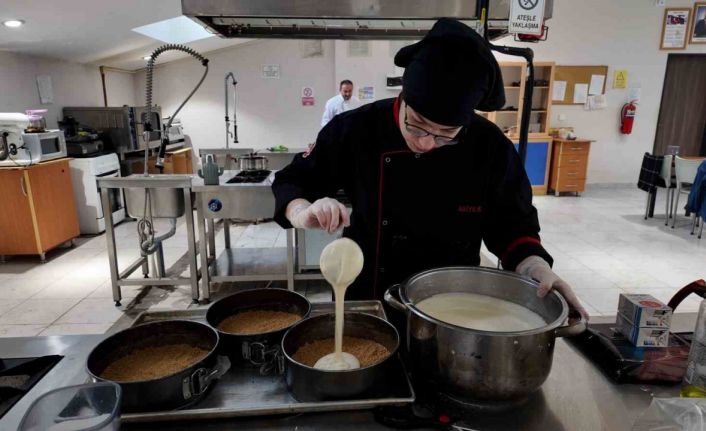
left=3, top=19, right=25, bottom=28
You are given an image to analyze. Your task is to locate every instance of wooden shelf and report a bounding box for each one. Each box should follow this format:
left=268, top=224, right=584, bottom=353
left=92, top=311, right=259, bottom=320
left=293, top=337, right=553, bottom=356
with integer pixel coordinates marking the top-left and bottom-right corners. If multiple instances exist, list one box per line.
left=492, top=61, right=555, bottom=140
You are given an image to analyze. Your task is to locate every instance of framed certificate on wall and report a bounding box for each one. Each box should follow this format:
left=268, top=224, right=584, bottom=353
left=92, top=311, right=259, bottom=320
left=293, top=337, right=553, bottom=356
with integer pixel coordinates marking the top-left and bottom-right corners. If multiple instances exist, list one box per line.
left=690, top=2, right=706, bottom=44
left=660, top=8, right=691, bottom=50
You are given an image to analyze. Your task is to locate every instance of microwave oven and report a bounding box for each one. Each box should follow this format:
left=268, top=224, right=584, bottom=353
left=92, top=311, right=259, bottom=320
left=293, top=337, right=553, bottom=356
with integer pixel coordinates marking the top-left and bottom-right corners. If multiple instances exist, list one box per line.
left=0, top=130, right=67, bottom=167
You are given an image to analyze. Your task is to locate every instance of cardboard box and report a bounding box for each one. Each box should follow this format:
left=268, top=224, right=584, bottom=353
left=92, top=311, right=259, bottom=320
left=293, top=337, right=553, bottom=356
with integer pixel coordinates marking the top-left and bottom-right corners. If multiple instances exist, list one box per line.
left=617, top=313, right=669, bottom=347
left=618, top=293, right=672, bottom=328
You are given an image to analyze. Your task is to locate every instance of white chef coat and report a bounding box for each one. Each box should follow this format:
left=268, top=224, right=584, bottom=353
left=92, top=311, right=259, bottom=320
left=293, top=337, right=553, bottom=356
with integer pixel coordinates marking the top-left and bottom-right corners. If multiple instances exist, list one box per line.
left=320, top=94, right=362, bottom=127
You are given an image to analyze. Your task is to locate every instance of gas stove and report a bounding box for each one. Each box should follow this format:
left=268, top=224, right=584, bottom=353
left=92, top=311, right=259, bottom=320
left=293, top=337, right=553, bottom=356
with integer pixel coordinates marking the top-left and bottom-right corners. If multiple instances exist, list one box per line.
left=0, top=356, right=62, bottom=419
left=226, top=169, right=271, bottom=184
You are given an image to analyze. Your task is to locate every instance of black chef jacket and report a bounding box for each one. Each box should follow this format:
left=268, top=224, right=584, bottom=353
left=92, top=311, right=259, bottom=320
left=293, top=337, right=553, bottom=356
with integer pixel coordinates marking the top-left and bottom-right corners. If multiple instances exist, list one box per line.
left=272, top=97, right=552, bottom=301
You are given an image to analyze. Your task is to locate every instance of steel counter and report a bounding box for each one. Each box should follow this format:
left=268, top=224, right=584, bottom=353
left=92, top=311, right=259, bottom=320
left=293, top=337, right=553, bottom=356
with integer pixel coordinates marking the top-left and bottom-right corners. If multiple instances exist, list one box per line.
left=0, top=313, right=694, bottom=430
left=192, top=171, right=329, bottom=302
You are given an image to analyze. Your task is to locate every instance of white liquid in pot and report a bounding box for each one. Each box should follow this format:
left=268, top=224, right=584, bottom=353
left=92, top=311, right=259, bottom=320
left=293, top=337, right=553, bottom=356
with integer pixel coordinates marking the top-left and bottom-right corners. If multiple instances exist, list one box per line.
left=416, top=292, right=546, bottom=332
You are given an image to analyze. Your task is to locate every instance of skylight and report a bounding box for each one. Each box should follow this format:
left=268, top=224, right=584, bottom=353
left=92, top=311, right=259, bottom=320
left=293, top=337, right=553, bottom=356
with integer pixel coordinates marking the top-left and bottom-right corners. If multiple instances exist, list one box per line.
left=132, top=16, right=213, bottom=44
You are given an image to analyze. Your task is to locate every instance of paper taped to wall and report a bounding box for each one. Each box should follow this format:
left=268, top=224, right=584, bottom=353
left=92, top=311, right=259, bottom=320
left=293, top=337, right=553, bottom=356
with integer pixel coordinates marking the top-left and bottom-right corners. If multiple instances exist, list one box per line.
left=573, top=83, right=588, bottom=104
left=589, top=74, right=605, bottom=95
left=552, top=81, right=567, bottom=101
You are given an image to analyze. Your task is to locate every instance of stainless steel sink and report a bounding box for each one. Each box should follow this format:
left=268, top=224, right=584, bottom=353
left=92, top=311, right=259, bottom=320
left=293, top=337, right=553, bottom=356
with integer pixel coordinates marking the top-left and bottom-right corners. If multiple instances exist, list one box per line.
left=97, top=174, right=192, bottom=219
left=124, top=187, right=185, bottom=219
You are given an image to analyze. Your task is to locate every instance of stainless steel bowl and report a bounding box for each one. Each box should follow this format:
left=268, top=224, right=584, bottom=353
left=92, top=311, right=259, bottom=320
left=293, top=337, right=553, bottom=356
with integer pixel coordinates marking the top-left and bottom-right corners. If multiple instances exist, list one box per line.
left=384, top=266, right=586, bottom=405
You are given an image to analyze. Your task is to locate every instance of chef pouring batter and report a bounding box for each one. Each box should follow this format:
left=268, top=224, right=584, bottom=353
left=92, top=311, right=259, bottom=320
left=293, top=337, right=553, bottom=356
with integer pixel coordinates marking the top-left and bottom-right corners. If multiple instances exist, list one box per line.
left=272, top=18, right=588, bottom=321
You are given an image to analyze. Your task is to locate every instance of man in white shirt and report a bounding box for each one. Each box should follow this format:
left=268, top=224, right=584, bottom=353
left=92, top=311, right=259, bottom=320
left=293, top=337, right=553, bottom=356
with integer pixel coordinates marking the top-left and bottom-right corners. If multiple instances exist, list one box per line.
left=321, top=80, right=362, bottom=127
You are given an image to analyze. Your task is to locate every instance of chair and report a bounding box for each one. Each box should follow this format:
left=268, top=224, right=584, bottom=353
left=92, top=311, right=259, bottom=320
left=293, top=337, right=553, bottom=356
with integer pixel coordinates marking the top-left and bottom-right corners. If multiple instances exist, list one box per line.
left=637, top=153, right=664, bottom=220
left=659, top=154, right=676, bottom=225
left=671, top=156, right=703, bottom=229
left=685, top=159, right=706, bottom=239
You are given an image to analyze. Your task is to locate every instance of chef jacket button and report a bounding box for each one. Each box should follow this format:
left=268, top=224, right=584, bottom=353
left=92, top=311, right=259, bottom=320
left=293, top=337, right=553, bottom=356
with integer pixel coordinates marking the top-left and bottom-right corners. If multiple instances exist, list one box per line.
left=382, top=220, right=388, bottom=226
left=379, top=267, right=385, bottom=273
left=385, top=157, right=391, bottom=163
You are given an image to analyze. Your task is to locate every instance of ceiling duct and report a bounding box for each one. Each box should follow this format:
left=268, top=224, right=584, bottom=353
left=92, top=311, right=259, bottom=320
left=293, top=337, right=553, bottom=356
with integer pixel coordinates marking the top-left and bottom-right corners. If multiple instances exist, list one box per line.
left=182, top=0, right=553, bottom=40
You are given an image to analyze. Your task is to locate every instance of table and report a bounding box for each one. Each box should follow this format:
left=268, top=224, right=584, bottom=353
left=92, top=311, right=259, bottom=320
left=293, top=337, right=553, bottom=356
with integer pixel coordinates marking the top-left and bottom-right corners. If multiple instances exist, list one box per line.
left=0, top=314, right=696, bottom=431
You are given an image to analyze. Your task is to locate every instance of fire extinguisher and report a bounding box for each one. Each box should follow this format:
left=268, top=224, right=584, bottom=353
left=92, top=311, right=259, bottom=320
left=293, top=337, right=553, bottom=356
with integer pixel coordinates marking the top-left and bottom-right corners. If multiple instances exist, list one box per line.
left=620, top=101, right=637, bottom=134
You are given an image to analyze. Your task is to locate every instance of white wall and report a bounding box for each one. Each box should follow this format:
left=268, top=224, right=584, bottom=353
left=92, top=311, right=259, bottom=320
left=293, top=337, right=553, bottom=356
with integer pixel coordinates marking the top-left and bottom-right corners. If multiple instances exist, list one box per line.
left=333, top=40, right=404, bottom=104
left=0, top=53, right=135, bottom=130
left=493, top=0, right=706, bottom=184
left=133, top=40, right=335, bottom=154
left=104, top=69, right=136, bottom=106
left=0, top=52, right=104, bottom=128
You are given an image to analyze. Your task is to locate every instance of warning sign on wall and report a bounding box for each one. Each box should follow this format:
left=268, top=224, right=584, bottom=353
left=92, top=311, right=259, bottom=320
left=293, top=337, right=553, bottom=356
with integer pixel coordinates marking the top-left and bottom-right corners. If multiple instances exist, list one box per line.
left=301, top=87, right=315, bottom=106
left=509, top=0, right=545, bottom=36
left=613, top=70, right=628, bottom=89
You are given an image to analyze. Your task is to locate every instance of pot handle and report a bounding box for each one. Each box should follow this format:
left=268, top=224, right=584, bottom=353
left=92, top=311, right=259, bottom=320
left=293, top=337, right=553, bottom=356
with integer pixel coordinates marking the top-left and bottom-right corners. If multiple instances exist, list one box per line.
left=384, top=284, right=407, bottom=312
left=554, top=310, right=588, bottom=338
left=667, top=279, right=706, bottom=311
left=185, top=355, right=231, bottom=399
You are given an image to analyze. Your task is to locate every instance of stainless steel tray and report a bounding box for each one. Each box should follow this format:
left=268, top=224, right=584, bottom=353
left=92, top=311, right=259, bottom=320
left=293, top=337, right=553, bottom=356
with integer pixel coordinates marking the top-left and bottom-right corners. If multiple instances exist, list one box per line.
left=122, top=300, right=414, bottom=423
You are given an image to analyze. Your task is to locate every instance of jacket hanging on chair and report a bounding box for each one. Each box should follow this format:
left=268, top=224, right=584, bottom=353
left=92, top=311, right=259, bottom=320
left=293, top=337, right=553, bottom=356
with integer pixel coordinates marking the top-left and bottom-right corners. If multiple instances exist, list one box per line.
left=686, top=160, right=706, bottom=218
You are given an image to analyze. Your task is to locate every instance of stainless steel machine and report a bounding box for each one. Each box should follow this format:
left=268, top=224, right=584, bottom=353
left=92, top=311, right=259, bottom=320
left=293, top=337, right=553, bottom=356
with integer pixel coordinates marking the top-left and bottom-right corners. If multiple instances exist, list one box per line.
left=62, top=106, right=163, bottom=158
left=194, top=170, right=330, bottom=301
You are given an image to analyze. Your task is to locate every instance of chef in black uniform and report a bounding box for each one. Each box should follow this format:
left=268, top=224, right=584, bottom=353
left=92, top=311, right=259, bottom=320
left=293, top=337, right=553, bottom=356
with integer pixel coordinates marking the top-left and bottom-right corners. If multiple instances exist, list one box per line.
left=272, top=18, right=588, bottom=319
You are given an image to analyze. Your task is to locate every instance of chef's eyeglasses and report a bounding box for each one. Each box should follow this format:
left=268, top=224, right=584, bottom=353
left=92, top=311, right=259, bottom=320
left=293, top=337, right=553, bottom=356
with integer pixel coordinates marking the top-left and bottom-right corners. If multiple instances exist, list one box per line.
left=404, top=106, right=461, bottom=147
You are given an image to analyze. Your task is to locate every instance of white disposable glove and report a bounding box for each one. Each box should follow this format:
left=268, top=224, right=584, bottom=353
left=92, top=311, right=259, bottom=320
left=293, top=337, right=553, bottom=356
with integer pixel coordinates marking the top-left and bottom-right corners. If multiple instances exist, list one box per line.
left=287, top=198, right=350, bottom=234
left=516, top=255, right=589, bottom=321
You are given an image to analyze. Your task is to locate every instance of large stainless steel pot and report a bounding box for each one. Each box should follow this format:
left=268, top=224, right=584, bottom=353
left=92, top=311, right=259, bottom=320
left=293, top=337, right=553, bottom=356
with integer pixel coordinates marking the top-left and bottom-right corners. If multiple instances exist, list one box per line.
left=238, top=153, right=268, bottom=171
left=384, top=267, right=586, bottom=405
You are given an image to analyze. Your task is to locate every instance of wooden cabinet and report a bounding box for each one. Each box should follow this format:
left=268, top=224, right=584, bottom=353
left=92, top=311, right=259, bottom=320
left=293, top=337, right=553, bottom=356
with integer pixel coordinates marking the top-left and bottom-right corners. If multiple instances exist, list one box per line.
left=548, top=139, right=592, bottom=196
left=0, top=159, right=80, bottom=260
left=479, top=61, right=555, bottom=138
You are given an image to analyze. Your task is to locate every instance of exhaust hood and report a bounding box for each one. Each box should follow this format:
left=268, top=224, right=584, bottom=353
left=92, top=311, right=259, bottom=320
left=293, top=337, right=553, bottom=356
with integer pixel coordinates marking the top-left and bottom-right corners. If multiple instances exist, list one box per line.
left=182, top=0, right=553, bottom=40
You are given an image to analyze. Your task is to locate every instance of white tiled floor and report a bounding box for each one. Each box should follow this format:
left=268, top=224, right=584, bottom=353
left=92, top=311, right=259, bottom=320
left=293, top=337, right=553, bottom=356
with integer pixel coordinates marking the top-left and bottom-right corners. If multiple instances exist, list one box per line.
left=1, top=184, right=705, bottom=337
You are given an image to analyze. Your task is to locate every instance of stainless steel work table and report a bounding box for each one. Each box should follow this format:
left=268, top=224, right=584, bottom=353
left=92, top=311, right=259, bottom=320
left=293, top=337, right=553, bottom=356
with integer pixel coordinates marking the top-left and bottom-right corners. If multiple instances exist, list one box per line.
left=192, top=171, right=321, bottom=302
left=98, top=174, right=199, bottom=305
left=0, top=314, right=694, bottom=430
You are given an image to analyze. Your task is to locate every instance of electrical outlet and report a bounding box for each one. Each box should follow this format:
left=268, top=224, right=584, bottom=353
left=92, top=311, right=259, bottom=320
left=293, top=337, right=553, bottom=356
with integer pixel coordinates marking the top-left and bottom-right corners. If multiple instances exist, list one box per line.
left=654, top=0, right=665, bottom=6
left=558, top=114, right=567, bottom=121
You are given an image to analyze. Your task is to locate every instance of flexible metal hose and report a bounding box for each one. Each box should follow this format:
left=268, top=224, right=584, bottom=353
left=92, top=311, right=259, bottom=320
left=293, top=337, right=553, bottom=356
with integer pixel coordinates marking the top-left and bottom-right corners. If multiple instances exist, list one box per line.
left=137, top=44, right=208, bottom=258
left=144, top=44, right=208, bottom=125
left=143, top=44, right=209, bottom=171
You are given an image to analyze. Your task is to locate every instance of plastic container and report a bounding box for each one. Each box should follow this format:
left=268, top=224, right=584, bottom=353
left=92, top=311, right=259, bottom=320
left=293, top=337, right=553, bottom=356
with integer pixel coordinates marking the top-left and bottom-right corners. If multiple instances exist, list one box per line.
left=25, top=109, right=48, bottom=132
left=19, top=382, right=121, bottom=431
left=682, top=300, right=706, bottom=397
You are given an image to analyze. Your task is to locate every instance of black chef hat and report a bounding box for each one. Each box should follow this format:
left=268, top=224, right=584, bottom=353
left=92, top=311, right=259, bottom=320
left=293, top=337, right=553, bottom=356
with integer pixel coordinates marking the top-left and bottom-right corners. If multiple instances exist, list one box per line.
left=395, top=18, right=505, bottom=126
